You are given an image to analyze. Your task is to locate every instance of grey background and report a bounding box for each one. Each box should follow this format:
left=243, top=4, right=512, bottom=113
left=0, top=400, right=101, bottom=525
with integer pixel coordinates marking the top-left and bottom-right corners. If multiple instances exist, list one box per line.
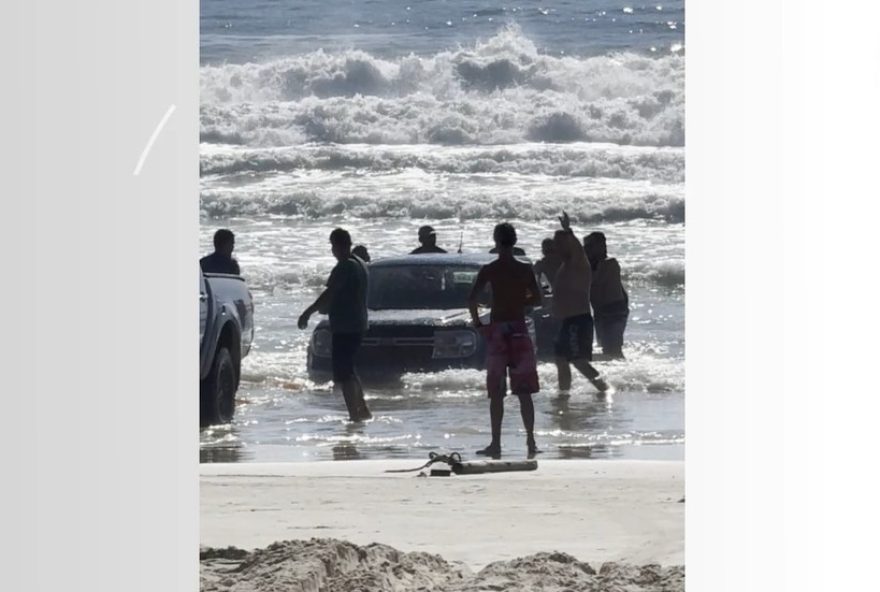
left=1, top=1, right=878, bottom=591
left=3, top=2, right=198, bottom=590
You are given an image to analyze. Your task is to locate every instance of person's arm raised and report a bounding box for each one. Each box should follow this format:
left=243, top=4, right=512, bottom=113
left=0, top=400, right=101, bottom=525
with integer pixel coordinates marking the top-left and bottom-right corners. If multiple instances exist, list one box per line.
left=558, top=211, right=589, bottom=267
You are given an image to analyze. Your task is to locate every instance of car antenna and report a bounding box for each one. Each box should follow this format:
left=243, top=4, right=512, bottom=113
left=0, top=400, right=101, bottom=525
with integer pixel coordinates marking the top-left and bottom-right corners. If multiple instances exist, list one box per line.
left=457, top=229, right=463, bottom=254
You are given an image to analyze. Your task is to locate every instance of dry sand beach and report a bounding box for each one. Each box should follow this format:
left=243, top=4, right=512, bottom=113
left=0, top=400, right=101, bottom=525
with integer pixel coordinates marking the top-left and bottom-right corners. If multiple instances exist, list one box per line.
left=201, top=459, right=683, bottom=591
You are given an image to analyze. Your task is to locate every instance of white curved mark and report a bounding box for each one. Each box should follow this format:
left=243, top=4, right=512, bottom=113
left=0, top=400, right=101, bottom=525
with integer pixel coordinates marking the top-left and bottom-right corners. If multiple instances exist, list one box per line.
left=133, top=104, right=176, bottom=176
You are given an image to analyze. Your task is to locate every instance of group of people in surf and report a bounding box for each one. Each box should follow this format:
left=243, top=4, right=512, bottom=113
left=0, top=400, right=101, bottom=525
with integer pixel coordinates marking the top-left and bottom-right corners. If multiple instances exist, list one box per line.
left=290, top=212, right=630, bottom=459
left=201, top=214, right=629, bottom=458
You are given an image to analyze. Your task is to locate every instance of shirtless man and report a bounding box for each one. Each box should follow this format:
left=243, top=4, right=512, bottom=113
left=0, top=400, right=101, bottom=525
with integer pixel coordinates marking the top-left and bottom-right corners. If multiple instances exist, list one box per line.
left=468, top=222, right=543, bottom=458
left=552, top=212, right=609, bottom=396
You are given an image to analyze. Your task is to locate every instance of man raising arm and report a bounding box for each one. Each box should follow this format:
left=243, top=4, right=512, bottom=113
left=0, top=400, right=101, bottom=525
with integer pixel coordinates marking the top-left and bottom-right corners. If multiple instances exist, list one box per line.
left=551, top=212, right=610, bottom=396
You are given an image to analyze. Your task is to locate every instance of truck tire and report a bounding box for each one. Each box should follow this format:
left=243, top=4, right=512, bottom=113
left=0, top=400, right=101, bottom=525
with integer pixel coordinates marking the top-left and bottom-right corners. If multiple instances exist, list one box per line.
left=200, top=346, right=236, bottom=424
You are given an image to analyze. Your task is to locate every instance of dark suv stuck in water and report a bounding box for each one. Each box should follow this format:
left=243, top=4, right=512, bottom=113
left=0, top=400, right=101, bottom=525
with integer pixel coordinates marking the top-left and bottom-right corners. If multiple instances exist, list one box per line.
left=306, top=253, right=546, bottom=382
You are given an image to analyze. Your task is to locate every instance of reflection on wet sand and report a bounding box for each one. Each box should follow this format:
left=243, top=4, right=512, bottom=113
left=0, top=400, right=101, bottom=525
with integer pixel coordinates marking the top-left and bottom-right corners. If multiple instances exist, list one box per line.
left=200, top=444, right=248, bottom=463
left=331, top=444, right=361, bottom=461
left=331, top=422, right=366, bottom=461
left=547, top=393, right=619, bottom=433
left=545, top=393, right=628, bottom=459
left=556, top=444, right=620, bottom=459
left=200, top=425, right=249, bottom=463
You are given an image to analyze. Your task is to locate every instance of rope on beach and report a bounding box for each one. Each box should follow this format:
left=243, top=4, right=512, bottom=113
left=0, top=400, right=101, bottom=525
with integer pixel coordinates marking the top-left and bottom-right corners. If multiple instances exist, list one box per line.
left=384, top=451, right=463, bottom=473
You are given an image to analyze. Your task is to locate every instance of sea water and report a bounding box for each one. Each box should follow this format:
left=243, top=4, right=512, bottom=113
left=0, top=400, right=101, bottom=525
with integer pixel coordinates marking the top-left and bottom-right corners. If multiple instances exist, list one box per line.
left=200, top=0, right=684, bottom=462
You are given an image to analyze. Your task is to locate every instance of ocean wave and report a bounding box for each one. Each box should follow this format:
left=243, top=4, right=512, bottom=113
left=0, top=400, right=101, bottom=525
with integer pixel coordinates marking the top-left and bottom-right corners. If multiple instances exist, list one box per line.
left=200, top=189, right=684, bottom=224
left=200, top=26, right=684, bottom=148
left=199, top=143, right=684, bottom=182
left=628, top=259, right=685, bottom=288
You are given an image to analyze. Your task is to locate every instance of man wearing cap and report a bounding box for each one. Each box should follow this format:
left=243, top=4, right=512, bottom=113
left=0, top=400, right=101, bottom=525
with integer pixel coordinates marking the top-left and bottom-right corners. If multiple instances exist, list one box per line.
left=410, top=225, right=447, bottom=254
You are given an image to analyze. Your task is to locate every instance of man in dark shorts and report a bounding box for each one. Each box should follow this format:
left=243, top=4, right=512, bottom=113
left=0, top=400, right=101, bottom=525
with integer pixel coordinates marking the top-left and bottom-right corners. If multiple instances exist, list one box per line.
left=468, top=222, right=543, bottom=458
left=552, top=213, right=609, bottom=396
left=410, top=225, right=447, bottom=254
left=584, top=231, right=629, bottom=359
left=298, top=228, right=371, bottom=422
left=200, top=229, right=241, bottom=275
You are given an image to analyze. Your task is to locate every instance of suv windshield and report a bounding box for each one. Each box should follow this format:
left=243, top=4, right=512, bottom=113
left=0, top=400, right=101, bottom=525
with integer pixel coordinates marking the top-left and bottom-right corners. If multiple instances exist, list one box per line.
left=368, top=265, right=488, bottom=310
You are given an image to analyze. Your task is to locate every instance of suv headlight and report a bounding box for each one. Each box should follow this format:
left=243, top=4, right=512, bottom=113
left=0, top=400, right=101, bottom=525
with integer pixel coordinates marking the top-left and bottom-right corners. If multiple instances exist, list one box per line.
left=311, top=328, right=332, bottom=358
left=432, top=329, right=478, bottom=359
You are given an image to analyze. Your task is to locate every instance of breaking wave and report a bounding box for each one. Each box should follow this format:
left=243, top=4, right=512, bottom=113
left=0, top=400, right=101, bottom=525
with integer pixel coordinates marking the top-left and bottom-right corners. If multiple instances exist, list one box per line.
left=200, top=143, right=684, bottom=182
left=200, top=189, right=684, bottom=224
left=200, top=26, right=684, bottom=148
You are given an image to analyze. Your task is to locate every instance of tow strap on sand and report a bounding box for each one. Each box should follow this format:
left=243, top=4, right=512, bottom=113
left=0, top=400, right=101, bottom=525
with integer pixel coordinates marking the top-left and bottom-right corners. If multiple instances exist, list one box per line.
left=385, top=452, right=463, bottom=473
left=385, top=452, right=538, bottom=475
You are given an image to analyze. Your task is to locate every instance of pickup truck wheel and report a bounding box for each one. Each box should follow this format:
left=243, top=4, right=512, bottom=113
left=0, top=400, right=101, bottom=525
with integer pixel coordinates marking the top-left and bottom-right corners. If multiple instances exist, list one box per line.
left=201, top=346, right=236, bottom=424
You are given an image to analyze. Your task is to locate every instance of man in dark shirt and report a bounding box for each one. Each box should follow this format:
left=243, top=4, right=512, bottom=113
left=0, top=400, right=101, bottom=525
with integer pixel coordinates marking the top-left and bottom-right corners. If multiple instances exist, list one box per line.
left=468, top=222, right=542, bottom=458
left=410, top=225, right=447, bottom=254
left=200, top=229, right=241, bottom=275
left=298, top=228, right=371, bottom=421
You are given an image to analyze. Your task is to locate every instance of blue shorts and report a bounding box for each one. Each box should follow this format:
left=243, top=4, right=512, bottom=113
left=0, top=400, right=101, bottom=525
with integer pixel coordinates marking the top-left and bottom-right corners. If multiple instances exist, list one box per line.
left=554, top=314, right=593, bottom=361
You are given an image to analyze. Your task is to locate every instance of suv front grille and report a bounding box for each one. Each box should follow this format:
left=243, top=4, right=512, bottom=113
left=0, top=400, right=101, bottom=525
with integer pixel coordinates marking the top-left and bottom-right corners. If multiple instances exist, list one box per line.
left=362, top=336, right=434, bottom=347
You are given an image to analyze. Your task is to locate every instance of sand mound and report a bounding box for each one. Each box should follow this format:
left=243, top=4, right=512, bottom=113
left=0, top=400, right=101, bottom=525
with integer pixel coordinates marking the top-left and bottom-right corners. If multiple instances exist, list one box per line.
left=201, top=539, right=684, bottom=592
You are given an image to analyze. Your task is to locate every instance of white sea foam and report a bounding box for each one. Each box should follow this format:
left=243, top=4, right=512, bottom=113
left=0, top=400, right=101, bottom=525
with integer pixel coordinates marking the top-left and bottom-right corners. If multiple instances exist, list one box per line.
left=200, top=26, right=683, bottom=148
left=200, top=142, right=684, bottom=182
left=200, top=167, right=684, bottom=223
left=629, top=258, right=685, bottom=287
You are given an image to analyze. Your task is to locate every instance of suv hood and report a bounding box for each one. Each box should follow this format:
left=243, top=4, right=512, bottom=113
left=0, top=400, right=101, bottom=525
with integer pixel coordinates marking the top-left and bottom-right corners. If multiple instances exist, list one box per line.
left=315, top=308, right=483, bottom=328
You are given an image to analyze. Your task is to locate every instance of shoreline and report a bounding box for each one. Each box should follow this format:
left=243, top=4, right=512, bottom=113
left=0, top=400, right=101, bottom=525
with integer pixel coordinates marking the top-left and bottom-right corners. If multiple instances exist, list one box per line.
left=201, top=459, right=684, bottom=571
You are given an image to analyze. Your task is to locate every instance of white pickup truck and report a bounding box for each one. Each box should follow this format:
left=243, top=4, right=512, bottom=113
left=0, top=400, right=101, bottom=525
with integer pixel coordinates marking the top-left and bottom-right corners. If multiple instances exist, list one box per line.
left=199, top=269, right=254, bottom=425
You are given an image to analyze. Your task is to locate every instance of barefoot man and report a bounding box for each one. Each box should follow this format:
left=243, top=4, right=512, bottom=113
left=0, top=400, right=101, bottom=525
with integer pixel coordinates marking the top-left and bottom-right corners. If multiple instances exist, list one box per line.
left=468, top=222, right=543, bottom=458
left=298, top=228, right=372, bottom=422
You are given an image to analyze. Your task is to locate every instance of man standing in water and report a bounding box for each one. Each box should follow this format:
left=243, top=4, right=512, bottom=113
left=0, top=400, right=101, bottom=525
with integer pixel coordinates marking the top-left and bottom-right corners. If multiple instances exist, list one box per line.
left=410, top=225, right=447, bottom=254
left=468, top=223, right=543, bottom=458
left=584, top=231, right=629, bottom=359
left=200, top=229, right=241, bottom=275
left=298, top=228, right=372, bottom=422
left=552, top=213, right=610, bottom=396
left=533, top=237, right=562, bottom=292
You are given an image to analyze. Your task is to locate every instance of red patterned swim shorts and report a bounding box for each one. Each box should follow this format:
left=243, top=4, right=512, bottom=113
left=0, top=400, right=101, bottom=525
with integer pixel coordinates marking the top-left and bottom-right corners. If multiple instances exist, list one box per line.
left=481, top=320, right=540, bottom=399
